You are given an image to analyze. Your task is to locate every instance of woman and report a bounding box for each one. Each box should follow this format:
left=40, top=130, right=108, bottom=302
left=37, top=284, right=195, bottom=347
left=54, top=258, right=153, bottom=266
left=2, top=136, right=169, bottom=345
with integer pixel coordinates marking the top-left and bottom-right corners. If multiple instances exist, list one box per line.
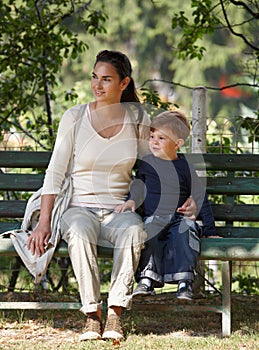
left=27, top=50, right=195, bottom=341
left=27, top=50, right=150, bottom=341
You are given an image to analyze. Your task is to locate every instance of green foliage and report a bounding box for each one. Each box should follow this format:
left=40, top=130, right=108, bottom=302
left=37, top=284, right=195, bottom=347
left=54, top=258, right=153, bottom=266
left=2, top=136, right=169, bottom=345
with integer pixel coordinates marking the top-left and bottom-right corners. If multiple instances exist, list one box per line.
left=1, top=0, right=258, bottom=152
left=171, top=0, right=218, bottom=60
left=206, top=135, right=241, bottom=154
left=169, top=0, right=258, bottom=132
left=237, top=112, right=259, bottom=144
left=232, top=274, right=259, bottom=295
left=140, top=88, right=172, bottom=110
left=140, top=87, right=174, bottom=119
left=0, top=0, right=107, bottom=149
left=171, top=0, right=258, bottom=61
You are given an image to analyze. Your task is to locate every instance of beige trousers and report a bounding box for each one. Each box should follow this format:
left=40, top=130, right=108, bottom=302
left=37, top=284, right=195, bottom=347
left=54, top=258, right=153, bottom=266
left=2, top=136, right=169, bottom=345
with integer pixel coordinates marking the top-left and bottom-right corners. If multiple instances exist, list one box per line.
left=60, top=206, right=146, bottom=314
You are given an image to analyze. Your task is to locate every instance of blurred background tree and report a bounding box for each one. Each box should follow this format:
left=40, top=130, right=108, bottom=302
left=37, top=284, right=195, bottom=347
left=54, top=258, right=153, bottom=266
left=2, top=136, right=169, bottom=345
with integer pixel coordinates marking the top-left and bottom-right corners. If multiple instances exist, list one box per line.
left=1, top=0, right=258, bottom=149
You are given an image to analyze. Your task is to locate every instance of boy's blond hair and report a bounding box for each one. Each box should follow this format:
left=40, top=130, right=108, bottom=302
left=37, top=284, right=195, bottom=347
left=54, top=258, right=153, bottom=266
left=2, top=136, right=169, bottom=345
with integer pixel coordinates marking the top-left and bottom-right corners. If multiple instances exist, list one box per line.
left=150, top=110, right=190, bottom=141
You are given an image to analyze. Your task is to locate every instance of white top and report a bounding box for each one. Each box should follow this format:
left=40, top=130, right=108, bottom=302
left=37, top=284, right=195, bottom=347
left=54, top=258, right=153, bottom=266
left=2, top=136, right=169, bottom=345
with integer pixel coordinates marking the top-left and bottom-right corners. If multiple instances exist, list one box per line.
left=42, top=103, right=150, bottom=208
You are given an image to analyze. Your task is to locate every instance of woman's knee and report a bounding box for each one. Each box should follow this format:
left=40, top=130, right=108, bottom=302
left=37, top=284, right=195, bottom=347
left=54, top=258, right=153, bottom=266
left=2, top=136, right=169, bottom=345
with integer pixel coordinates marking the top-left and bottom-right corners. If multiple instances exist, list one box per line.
left=61, top=207, right=99, bottom=244
left=113, top=212, right=146, bottom=247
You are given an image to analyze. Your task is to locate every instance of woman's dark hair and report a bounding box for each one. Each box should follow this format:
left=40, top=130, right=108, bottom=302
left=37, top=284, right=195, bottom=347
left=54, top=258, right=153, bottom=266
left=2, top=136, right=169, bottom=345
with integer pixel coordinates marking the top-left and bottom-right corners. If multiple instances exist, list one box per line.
left=95, top=50, right=140, bottom=103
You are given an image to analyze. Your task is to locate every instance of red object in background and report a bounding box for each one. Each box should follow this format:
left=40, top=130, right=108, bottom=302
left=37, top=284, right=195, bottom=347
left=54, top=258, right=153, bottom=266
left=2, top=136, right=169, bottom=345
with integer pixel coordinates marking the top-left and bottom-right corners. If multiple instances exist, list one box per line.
left=219, top=74, right=249, bottom=98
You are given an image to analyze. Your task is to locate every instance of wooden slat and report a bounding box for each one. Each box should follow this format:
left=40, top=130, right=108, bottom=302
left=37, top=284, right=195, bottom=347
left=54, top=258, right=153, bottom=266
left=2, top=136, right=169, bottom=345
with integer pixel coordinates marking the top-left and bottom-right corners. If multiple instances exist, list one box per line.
left=206, top=177, right=259, bottom=195
left=1, top=224, right=258, bottom=240
left=0, top=301, right=224, bottom=312
left=183, top=153, right=259, bottom=171
left=0, top=222, right=21, bottom=233
left=0, top=236, right=17, bottom=256
left=0, top=173, right=44, bottom=191
left=215, top=226, right=259, bottom=238
left=0, top=151, right=51, bottom=168
left=1, top=152, right=259, bottom=171
left=1, top=236, right=259, bottom=261
left=1, top=202, right=258, bottom=222
left=200, top=238, right=259, bottom=260
left=0, top=237, right=114, bottom=259
left=1, top=175, right=258, bottom=202
left=0, top=200, right=27, bottom=218
left=0, top=302, right=81, bottom=310
left=211, top=204, right=259, bottom=221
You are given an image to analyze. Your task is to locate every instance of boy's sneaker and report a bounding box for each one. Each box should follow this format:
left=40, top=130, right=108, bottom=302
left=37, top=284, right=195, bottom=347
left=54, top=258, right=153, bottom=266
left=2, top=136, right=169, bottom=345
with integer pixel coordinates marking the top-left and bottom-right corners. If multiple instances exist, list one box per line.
left=79, top=315, right=102, bottom=341
left=176, top=280, right=193, bottom=301
left=132, top=283, right=156, bottom=297
left=102, top=314, right=124, bottom=340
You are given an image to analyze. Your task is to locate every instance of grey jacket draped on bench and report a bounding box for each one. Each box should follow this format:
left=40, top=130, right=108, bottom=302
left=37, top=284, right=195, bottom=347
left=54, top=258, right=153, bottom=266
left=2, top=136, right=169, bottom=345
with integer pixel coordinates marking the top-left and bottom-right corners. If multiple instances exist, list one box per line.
left=10, top=172, right=73, bottom=283
left=8, top=105, right=87, bottom=283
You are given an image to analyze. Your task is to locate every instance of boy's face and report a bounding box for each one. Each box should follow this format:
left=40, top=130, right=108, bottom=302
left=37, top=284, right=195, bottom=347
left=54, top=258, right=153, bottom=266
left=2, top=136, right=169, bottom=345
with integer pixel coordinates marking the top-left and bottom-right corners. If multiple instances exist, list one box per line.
left=149, top=127, right=184, bottom=160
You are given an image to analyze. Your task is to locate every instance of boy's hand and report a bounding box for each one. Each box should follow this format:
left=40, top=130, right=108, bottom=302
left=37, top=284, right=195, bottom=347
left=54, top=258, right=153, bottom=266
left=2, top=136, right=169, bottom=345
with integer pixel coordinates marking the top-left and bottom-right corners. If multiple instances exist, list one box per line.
left=206, top=235, right=222, bottom=238
left=177, top=196, right=197, bottom=220
left=114, top=200, right=136, bottom=213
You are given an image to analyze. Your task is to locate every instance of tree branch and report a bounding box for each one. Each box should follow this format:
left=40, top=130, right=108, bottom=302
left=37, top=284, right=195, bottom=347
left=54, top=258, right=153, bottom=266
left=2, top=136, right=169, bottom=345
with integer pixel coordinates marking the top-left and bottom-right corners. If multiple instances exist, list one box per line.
left=229, top=0, right=259, bottom=19
left=220, top=0, right=259, bottom=51
left=139, top=79, right=259, bottom=91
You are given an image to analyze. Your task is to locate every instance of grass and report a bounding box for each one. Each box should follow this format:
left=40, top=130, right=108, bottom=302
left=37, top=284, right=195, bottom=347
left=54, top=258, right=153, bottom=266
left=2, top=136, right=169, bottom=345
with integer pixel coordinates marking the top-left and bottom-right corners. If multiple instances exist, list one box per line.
left=0, top=293, right=258, bottom=350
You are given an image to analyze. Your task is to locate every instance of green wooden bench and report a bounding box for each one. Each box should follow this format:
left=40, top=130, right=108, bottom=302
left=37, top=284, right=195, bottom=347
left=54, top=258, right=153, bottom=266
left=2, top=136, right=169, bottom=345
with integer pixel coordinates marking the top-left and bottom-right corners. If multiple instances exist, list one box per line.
left=0, top=150, right=258, bottom=337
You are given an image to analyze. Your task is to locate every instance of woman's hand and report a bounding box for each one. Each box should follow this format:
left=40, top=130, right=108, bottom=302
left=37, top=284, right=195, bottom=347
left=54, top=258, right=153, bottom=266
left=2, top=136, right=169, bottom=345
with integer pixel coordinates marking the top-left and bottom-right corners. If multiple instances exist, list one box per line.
left=27, top=194, right=55, bottom=256
left=27, top=222, right=51, bottom=257
left=177, top=197, right=197, bottom=221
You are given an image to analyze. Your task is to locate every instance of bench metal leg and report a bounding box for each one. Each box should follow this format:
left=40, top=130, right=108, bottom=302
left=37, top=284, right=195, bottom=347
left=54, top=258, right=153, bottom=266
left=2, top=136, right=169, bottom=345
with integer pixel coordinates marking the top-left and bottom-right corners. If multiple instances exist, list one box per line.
left=221, top=260, right=231, bottom=336
left=8, top=257, right=23, bottom=292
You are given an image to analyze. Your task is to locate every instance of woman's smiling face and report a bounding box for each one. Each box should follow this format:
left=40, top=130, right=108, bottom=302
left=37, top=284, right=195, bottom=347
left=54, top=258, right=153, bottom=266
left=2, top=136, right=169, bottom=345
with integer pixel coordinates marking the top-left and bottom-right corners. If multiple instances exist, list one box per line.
left=91, top=62, right=129, bottom=105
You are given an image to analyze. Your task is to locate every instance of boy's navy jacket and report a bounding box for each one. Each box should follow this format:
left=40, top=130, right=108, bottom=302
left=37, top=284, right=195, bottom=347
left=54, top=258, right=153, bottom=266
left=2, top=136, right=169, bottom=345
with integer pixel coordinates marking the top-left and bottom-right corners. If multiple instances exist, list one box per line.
left=129, top=153, right=216, bottom=237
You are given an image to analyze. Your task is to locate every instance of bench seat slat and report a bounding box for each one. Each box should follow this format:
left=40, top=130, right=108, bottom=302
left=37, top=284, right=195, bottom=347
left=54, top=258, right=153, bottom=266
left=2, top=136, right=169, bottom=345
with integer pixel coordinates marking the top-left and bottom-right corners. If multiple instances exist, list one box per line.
left=1, top=237, right=258, bottom=261
left=200, top=238, right=259, bottom=261
left=0, top=237, right=114, bottom=259
left=0, top=222, right=21, bottom=233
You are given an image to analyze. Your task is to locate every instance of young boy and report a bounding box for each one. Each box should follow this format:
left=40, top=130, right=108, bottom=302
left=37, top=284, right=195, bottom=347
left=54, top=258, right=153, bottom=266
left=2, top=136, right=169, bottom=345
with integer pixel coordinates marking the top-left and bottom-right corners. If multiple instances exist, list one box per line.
left=115, top=110, right=217, bottom=300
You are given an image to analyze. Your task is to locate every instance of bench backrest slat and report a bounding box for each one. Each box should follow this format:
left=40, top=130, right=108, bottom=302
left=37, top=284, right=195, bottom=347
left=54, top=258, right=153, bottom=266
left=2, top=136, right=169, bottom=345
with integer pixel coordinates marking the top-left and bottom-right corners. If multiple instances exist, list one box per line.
left=215, top=227, right=259, bottom=238
left=190, top=153, right=259, bottom=171
left=211, top=204, right=259, bottom=221
left=206, top=178, right=259, bottom=195
left=0, top=174, right=44, bottom=191
left=0, top=200, right=27, bottom=218
left=0, top=151, right=51, bottom=168
left=1, top=151, right=258, bottom=238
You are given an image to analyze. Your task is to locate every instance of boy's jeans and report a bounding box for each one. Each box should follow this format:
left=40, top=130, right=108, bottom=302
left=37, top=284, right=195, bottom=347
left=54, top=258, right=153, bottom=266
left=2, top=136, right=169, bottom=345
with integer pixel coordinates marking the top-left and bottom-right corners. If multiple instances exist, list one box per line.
left=135, top=214, right=201, bottom=287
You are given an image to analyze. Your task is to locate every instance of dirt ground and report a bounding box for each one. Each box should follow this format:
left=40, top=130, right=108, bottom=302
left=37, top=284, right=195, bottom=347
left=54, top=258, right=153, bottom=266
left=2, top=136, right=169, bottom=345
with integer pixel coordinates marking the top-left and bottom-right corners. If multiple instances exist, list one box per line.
left=0, top=292, right=258, bottom=348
